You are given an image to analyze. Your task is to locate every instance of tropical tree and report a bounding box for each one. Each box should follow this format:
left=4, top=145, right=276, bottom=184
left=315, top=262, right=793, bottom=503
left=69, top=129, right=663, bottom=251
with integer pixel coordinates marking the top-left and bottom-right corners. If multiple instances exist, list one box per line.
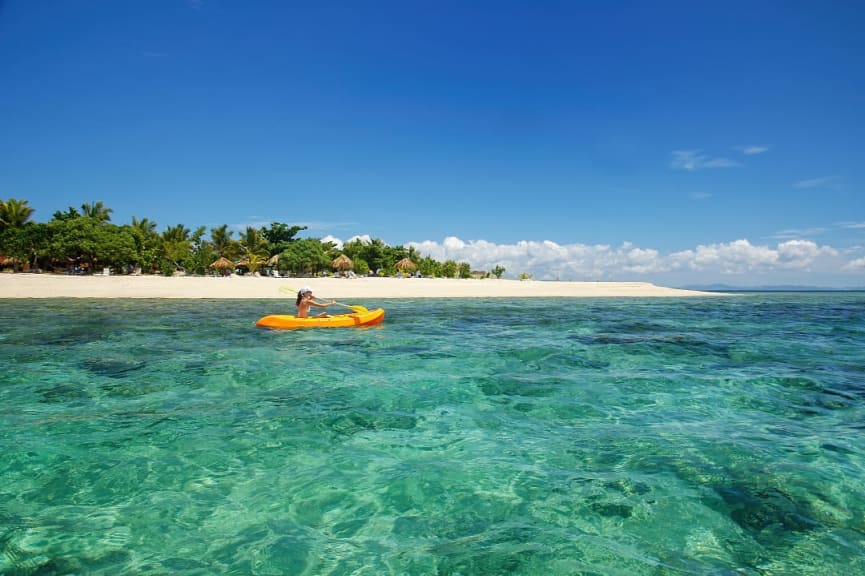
left=363, top=238, right=387, bottom=274
left=458, top=262, right=471, bottom=279
left=131, top=216, right=157, bottom=236
left=441, top=260, right=458, bottom=278
left=129, top=216, right=161, bottom=272
left=0, top=198, right=37, bottom=271
left=46, top=216, right=135, bottom=272
left=161, top=224, right=192, bottom=274
left=1, top=223, right=49, bottom=271
left=0, top=198, right=34, bottom=233
left=491, top=265, right=506, bottom=279
left=417, top=255, right=440, bottom=278
left=352, top=258, right=370, bottom=276
left=238, top=226, right=269, bottom=274
left=52, top=207, right=81, bottom=221
left=342, top=238, right=368, bottom=263
left=280, top=238, right=331, bottom=276
left=81, top=201, right=113, bottom=222
left=2, top=197, right=497, bottom=277
left=94, top=225, right=137, bottom=270
left=188, top=226, right=212, bottom=275
left=262, top=222, right=306, bottom=256
left=209, top=224, right=236, bottom=259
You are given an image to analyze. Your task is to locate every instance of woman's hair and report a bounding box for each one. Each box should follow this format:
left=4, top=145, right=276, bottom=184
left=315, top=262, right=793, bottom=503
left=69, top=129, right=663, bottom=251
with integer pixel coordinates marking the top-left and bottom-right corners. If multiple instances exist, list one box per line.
left=296, top=291, right=303, bottom=306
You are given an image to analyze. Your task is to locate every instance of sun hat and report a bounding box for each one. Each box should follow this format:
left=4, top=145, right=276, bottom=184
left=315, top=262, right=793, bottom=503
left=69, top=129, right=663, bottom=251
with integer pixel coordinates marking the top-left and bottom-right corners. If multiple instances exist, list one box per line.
left=299, top=286, right=312, bottom=294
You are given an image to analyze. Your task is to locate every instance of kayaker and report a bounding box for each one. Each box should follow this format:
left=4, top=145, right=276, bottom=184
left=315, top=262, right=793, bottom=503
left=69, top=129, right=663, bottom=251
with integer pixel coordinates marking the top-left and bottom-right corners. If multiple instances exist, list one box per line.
left=296, top=287, right=336, bottom=318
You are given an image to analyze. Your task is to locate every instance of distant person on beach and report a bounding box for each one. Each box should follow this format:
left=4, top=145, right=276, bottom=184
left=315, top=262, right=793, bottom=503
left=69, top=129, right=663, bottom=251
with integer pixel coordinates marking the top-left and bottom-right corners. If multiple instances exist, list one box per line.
left=296, top=287, right=335, bottom=318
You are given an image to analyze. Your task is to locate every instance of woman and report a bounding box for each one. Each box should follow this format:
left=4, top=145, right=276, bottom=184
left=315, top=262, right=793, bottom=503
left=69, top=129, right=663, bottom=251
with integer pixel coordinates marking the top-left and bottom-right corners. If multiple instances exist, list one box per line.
left=296, top=287, right=336, bottom=318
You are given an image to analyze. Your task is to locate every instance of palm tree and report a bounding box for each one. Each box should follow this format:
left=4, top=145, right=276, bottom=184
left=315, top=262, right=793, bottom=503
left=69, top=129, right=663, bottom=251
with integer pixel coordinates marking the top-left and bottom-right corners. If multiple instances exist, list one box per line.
left=129, top=216, right=161, bottom=272
left=209, top=224, right=235, bottom=258
left=131, top=216, right=157, bottom=235
left=162, top=224, right=190, bottom=244
left=0, top=198, right=37, bottom=271
left=238, top=226, right=269, bottom=274
left=161, top=224, right=192, bottom=273
left=0, top=198, right=34, bottom=233
left=81, top=201, right=113, bottom=222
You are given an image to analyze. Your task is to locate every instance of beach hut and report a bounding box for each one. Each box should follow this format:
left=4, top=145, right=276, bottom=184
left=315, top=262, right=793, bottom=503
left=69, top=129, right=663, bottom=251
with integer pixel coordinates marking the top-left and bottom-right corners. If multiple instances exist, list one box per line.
left=209, top=257, right=235, bottom=276
left=331, top=254, right=354, bottom=271
left=209, top=257, right=234, bottom=270
left=395, top=258, right=417, bottom=272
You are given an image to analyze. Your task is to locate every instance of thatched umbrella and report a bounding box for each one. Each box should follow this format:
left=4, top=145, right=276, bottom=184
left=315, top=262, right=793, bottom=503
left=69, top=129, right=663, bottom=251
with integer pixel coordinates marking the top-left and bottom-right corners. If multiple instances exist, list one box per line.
left=266, top=254, right=280, bottom=266
left=209, top=257, right=234, bottom=269
left=332, top=254, right=354, bottom=271
left=395, top=257, right=417, bottom=272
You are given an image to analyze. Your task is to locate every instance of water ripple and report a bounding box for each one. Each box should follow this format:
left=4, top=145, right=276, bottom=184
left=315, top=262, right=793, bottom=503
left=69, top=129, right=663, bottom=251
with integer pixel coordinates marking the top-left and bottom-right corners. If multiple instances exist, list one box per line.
left=1, top=294, right=864, bottom=574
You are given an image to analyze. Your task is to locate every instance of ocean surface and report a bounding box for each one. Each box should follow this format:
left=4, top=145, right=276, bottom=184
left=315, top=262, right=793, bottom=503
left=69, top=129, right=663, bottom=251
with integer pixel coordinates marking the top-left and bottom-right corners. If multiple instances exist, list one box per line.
left=1, top=294, right=863, bottom=575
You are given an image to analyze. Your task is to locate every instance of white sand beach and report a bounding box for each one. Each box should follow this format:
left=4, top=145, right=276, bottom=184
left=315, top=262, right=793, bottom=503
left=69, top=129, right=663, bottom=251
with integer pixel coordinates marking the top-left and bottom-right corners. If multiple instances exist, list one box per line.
left=0, top=273, right=723, bottom=299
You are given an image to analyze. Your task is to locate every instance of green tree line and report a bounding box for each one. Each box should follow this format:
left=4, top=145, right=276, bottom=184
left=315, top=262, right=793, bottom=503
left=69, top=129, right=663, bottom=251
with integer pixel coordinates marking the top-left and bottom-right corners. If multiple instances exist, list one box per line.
left=0, top=198, right=507, bottom=278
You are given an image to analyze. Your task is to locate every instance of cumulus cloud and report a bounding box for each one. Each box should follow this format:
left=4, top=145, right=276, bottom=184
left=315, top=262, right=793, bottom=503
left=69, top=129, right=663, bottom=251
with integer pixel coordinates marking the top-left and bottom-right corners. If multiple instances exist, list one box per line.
left=321, top=234, right=375, bottom=249
left=777, top=239, right=838, bottom=266
left=321, top=235, right=343, bottom=249
left=670, top=150, right=739, bottom=171
left=670, top=239, right=838, bottom=274
left=398, top=237, right=841, bottom=281
left=688, top=239, right=779, bottom=273
left=320, top=234, right=856, bottom=284
left=844, top=257, right=865, bottom=270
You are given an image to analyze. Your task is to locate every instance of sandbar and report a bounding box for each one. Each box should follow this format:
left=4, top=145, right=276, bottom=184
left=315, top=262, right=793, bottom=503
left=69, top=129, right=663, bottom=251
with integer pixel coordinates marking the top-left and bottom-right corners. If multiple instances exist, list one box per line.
left=0, top=274, right=723, bottom=299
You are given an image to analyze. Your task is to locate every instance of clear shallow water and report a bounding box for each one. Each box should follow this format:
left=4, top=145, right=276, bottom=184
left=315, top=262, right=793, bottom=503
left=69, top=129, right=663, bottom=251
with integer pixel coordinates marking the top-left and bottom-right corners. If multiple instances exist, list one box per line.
left=1, top=294, right=864, bottom=575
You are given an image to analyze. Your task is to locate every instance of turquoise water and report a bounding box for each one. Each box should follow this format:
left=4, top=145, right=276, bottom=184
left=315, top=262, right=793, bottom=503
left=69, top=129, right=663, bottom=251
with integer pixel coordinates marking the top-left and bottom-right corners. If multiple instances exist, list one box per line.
left=1, top=294, right=864, bottom=575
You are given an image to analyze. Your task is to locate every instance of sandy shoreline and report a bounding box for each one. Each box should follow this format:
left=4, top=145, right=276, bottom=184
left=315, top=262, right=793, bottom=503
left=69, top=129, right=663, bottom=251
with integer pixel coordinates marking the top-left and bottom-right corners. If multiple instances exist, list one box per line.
left=0, top=273, right=724, bottom=299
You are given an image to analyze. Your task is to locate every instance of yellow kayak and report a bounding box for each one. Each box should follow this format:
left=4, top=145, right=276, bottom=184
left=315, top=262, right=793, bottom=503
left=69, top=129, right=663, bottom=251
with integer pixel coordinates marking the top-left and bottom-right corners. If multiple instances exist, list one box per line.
left=256, top=308, right=385, bottom=329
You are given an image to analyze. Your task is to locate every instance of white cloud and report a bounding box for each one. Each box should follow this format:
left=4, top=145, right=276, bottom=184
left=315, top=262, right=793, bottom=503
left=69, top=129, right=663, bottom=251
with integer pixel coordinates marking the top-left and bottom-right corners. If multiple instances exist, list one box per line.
left=772, top=227, right=828, bottom=240
left=844, top=257, right=865, bottom=270
left=689, top=239, right=779, bottom=273
left=671, top=150, right=738, bottom=171
left=794, top=176, right=841, bottom=189
left=398, top=237, right=842, bottom=281
left=684, top=239, right=838, bottom=274
left=735, top=145, right=769, bottom=155
left=777, top=239, right=838, bottom=266
left=321, top=235, right=343, bottom=249
left=347, top=234, right=373, bottom=244
left=689, top=191, right=712, bottom=200
left=320, top=234, right=858, bottom=285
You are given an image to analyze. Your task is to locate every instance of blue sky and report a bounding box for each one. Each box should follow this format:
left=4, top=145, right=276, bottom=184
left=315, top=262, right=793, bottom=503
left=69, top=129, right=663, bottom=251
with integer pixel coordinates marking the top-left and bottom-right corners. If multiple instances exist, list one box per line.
left=1, top=1, right=863, bottom=286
